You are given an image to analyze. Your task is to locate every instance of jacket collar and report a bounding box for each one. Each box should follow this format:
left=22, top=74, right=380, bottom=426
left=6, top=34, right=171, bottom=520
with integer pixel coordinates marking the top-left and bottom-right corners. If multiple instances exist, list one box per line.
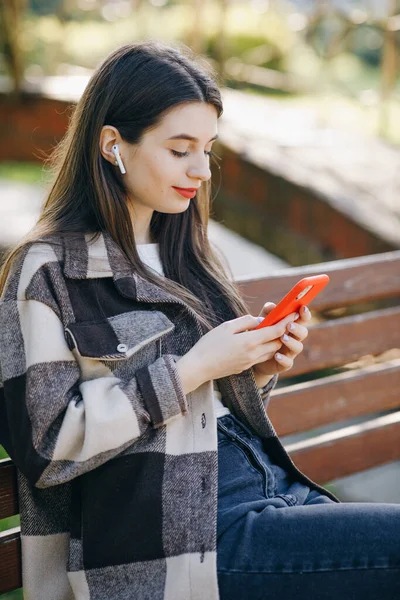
left=63, top=231, right=130, bottom=280
left=61, top=231, right=198, bottom=309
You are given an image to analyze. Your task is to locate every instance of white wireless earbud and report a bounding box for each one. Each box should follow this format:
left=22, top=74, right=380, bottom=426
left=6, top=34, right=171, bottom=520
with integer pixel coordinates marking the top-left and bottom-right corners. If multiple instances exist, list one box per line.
left=112, top=144, right=126, bottom=174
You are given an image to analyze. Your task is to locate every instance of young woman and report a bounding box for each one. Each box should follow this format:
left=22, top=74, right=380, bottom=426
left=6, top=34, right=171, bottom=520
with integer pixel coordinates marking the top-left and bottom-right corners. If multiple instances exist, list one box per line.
left=0, top=41, right=398, bottom=600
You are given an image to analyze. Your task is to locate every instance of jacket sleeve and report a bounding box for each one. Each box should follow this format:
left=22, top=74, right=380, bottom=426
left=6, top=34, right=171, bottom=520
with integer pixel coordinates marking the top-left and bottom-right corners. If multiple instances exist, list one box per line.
left=0, top=298, right=188, bottom=489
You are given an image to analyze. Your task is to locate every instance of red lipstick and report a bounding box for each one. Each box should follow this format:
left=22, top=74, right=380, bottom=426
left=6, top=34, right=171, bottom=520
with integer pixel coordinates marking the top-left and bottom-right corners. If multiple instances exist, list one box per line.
left=172, top=186, right=199, bottom=199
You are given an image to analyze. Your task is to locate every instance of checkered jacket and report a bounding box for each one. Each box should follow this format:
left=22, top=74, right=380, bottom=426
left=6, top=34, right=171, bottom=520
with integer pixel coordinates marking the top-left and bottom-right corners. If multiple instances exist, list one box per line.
left=0, top=231, right=338, bottom=600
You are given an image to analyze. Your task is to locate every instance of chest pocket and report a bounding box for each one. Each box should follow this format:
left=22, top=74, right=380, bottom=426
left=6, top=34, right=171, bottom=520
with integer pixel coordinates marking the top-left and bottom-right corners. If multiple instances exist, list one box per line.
left=65, top=309, right=175, bottom=361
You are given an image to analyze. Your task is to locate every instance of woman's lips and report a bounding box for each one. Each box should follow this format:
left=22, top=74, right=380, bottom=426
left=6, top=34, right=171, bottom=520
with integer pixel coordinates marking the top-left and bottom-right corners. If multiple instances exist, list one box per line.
left=172, top=187, right=198, bottom=199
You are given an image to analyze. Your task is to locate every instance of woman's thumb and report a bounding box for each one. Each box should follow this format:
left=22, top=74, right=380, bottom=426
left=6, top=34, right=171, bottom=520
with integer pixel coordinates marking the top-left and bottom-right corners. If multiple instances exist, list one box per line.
left=232, top=314, right=264, bottom=333
left=260, top=302, right=276, bottom=316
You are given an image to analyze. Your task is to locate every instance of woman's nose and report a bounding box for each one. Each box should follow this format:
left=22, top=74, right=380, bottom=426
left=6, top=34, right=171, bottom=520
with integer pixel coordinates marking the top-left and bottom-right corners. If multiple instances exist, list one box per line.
left=188, top=157, right=212, bottom=182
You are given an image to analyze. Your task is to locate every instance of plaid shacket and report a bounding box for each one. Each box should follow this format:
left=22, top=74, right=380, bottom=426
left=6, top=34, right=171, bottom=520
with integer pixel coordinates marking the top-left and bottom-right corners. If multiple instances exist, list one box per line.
left=0, top=231, right=338, bottom=600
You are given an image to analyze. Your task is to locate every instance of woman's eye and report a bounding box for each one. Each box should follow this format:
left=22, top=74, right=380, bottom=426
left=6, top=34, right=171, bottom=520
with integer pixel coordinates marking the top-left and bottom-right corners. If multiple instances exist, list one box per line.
left=170, top=150, right=214, bottom=158
left=171, top=150, right=189, bottom=158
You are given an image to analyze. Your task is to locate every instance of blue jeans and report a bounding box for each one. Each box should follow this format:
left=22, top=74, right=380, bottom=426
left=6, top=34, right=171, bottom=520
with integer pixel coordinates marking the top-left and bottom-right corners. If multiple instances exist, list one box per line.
left=217, top=414, right=400, bottom=600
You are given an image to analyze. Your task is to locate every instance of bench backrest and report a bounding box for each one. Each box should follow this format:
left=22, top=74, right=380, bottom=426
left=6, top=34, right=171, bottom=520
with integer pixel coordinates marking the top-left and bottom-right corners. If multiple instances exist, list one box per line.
left=237, top=249, right=400, bottom=482
left=0, top=457, right=21, bottom=595
left=1, top=248, right=399, bottom=596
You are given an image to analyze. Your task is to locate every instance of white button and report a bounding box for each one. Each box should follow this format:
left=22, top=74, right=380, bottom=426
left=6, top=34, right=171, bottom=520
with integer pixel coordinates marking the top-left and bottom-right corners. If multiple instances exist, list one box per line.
left=117, top=343, right=128, bottom=353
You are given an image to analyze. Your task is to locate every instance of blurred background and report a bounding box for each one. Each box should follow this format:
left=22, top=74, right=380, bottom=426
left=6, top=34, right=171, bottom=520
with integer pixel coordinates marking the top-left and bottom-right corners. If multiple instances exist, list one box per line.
left=0, top=1, right=399, bottom=561
left=1, top=0, right=399, bottom=262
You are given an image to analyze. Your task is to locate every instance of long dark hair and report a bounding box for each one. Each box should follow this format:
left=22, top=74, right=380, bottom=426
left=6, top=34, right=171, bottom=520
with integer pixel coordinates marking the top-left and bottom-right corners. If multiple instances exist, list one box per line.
left=0, top=40, right=250, bottom=331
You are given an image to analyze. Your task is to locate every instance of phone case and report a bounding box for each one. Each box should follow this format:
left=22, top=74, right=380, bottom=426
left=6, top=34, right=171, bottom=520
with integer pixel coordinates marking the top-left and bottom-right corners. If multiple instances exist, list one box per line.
left=254, top=274, right=330, bottom=329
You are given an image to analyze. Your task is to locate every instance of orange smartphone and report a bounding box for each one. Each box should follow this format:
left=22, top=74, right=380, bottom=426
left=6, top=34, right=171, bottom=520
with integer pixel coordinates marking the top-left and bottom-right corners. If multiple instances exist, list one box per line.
left=254, top=274, right=330, bottom=329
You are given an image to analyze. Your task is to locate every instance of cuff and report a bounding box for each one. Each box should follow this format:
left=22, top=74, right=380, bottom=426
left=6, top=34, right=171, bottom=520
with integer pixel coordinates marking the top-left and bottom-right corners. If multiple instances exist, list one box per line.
left=258, top=373, right=279, bottom=400
left=136, top=355, right=188, bottom=428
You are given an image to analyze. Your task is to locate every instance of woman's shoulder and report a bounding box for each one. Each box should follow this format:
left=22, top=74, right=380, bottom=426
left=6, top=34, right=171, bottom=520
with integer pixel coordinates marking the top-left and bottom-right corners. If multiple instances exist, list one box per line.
left=25, top=233, right=65, bottom=258
left=3, top=230, right=114, bottom=303
left=3, top=234, right=67, bottom=303
left=22, top=232, right=65, bottom=270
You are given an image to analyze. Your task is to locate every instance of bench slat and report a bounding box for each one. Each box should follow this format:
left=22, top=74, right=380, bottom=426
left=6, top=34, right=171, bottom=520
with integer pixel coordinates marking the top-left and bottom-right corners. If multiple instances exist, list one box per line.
left=287, top=412, right=400, bottom=483
left=0, top=458, right=19, bottom=520
left=0, top=528, right=22, bottom=594
left=237, top=250, right=400, bottom=313
left=277, top=306, right=400, bottom=378
left=269, top=359, right=400, bottom=436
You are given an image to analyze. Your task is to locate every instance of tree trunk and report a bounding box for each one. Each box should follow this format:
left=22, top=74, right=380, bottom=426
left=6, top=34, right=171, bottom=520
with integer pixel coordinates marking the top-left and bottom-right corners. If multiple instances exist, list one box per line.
left=189, top=0, right=206, bottom=55
left=379, top=0, right=399, bottom=137
left=0, top=0, right=27, bottom=96
left=215, top=0, right=228, bottom=83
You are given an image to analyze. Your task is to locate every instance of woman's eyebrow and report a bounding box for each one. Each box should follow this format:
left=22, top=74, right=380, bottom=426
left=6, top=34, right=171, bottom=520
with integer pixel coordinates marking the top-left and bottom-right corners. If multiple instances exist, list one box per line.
left=167, top=134, right=219, bottom=142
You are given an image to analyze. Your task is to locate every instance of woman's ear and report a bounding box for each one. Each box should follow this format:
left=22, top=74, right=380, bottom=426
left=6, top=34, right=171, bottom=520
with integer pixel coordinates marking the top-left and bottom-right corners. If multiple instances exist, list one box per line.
left=99, top=125, right=121, bottom=165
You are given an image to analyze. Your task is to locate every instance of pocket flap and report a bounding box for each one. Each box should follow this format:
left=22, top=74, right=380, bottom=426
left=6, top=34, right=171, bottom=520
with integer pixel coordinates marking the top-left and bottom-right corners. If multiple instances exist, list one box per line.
left=65, top=310, right=175, bottom=360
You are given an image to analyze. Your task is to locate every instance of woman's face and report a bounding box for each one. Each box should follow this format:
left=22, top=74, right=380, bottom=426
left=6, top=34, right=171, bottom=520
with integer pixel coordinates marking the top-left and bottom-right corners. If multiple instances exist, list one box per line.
left=109, top=101, right=218, bottom=215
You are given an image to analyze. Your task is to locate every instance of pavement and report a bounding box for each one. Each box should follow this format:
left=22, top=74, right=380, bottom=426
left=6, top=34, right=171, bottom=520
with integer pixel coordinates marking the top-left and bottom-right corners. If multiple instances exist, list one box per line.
left=0, top=179, right=44, bottom=249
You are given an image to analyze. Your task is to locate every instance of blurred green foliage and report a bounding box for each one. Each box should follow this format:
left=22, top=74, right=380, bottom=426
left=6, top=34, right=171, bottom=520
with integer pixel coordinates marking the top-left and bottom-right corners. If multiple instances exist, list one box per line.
left=205, top=33, right=285, bottom=71
left=0, top=591, right=24, bottom=600
left=0, top=2, right=398, bottom=141
left=0, top=515, right=20, bottom=533
left=0, top=162, right=44, bottom=183
left=0, top=2, right=393, bottom=89
left=29, top=0, right=61, bottom=16
left=10, top=3, right=394, bottom=91
left=0, top=2, right=296, bottom=76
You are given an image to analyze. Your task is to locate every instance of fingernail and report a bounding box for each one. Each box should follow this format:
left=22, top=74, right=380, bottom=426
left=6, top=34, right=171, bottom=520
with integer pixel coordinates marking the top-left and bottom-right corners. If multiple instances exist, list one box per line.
left=275, top=353, right=283, bottom=360
left=294, top=313, right=300, bottom=320
left=303, top=306, right=310, bottom=313
left=282, top=334, right=290, bottom=342
left=257, top=316, right=264, bottom=323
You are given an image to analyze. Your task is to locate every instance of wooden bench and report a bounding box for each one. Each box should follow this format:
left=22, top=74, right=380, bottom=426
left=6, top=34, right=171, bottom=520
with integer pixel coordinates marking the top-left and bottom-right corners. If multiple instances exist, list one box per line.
left=1, top=248, right=399, bottom=597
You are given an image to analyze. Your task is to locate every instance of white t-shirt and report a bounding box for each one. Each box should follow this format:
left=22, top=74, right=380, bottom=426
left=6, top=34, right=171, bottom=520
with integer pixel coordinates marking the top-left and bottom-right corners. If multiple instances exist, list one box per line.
left=137, top=243, right=231, bottom=417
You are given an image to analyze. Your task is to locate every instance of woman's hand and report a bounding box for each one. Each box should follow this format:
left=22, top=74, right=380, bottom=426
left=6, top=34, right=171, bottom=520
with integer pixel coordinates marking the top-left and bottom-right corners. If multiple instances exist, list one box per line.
left=252, top=303, right=312, bottom=377
left=177, top=311, right=300, bottom=391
